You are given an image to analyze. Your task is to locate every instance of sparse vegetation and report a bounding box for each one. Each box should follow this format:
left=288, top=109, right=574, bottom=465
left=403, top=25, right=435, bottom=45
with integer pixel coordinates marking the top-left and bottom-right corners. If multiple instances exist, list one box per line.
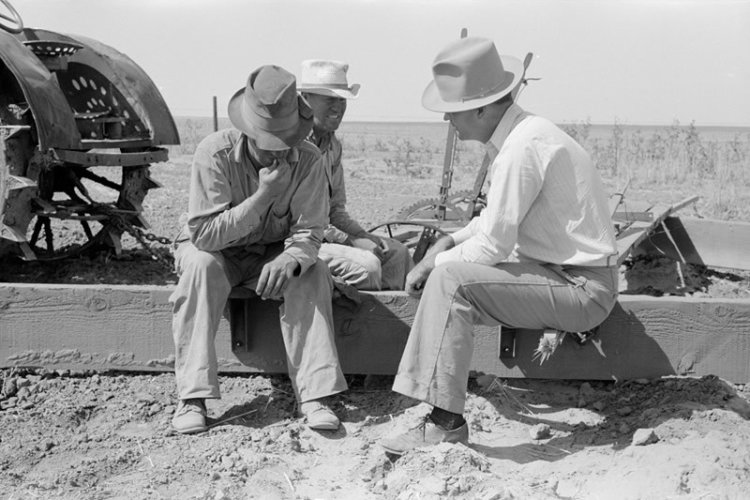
left=172, top=117, right=750, bottom=222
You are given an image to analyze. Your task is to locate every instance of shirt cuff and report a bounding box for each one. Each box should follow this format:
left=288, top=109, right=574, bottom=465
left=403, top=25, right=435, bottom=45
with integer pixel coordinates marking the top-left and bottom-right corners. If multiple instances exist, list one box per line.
left=283, top=247, right=316, bottom=275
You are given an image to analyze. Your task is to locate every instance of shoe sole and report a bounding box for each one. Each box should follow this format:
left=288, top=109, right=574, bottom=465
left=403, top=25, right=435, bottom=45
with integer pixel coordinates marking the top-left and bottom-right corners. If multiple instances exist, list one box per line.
left=173, top=424, right=208, bottom=434
left=307, top=422, right=340, bottom=431
left=380, top=436, right=469, bottom=456
left=380, top=444, right=406, bottom=456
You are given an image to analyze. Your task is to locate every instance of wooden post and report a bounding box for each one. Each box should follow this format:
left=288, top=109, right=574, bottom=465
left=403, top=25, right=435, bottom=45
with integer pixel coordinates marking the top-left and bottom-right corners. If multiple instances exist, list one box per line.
left=212, top=96, right=218, bottom=132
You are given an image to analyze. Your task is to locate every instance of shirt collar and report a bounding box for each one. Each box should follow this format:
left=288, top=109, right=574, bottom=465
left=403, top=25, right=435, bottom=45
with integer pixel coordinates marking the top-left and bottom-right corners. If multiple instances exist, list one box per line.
left=308, top=129, right=333, bottom=151
left=485, top=103, right=527, bottom=158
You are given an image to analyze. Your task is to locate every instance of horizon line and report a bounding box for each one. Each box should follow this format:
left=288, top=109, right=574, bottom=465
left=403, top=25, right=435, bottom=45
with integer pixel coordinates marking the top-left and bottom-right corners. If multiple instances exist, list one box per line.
left=173, top=115, right=750, bottom=129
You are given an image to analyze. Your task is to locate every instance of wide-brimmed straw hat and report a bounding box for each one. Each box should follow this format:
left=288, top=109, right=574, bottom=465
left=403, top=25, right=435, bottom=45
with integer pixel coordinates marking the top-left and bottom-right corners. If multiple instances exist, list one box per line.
left=422, top=37, right=523, bottom=113
left=228, top=65, right=314, bottom=150
left=298, top=60, right=360, bottom=99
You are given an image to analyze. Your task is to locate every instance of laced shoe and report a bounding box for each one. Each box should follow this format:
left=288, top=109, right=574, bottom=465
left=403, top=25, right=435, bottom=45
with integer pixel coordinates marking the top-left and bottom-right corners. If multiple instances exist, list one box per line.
left=380, top=416, right=469, bottom=455
left=300, top=399, right=340, bottom=431
left=172, top=398, right=207, bottom=434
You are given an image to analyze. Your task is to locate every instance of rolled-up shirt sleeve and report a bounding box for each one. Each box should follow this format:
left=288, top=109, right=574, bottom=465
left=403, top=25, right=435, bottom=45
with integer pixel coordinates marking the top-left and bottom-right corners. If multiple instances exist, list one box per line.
left=435, top=142, right=543, bottom=266
left=186, top=145, right=266, bottom=252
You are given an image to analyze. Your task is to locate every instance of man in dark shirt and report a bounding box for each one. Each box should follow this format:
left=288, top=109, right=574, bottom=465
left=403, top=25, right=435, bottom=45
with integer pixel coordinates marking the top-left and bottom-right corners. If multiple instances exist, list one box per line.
left=299, top=59, right=412, bottom=290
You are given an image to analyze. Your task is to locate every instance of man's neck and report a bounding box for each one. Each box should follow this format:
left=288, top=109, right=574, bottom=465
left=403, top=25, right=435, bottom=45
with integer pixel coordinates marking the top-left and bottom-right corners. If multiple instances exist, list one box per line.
left=311, top=127, right=333, bottom=147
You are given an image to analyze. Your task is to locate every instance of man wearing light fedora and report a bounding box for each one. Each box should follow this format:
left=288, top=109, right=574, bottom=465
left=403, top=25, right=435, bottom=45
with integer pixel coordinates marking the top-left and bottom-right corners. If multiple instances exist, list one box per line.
left=299, top=59, right=412, bottom=291
left=381, top=37, right=618, bottom=454
left=169, top=65, right=346, bottom=434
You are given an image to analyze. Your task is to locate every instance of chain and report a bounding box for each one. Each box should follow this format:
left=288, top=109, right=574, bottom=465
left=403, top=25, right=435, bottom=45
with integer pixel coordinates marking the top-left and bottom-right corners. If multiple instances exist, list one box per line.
left=100, top=205, right=174, bottom=270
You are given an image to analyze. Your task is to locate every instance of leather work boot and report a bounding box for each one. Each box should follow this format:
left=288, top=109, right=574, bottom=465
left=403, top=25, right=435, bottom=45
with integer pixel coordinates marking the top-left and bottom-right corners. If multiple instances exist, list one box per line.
left=299, top=398, right=340, bottom=431
left=380, top=416, right=469, bottom=455
left=172, top=398, right=207, bottom=434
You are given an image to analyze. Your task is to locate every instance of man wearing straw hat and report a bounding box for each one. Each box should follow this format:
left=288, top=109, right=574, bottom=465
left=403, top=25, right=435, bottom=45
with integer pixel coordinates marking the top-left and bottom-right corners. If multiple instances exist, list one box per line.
left=170, top=65, right=345, bottom=434
left=299, top=59, right=412, bottom=291
left=381, top=37, right=618, bottom=454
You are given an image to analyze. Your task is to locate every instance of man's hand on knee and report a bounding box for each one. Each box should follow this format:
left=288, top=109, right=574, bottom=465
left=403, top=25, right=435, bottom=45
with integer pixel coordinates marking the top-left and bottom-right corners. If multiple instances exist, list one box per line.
left=350, top=233, right=386, bottom=262
left=256, top=253, right=300, bottom=300
left=405, top=261, right=432, bottom=297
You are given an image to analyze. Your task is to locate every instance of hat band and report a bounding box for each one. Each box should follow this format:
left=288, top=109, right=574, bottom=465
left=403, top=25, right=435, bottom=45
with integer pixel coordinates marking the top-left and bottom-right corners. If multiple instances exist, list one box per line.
left=459, top=76, right=508, bottom=102
left=301, top=82, right=351, bottom=89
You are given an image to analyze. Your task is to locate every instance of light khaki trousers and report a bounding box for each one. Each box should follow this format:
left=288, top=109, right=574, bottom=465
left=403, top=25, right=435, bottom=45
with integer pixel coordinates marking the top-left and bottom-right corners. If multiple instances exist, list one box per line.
left=170, top=242, right=347, bottom=403
left=319, top=237, right=413, bottom=291
left=393, top=261, right=618, bottom=414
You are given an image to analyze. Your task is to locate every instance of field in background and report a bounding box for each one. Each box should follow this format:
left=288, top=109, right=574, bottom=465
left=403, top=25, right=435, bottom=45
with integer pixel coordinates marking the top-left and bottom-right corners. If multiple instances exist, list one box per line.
left=167, top=117, right=750, bottom=229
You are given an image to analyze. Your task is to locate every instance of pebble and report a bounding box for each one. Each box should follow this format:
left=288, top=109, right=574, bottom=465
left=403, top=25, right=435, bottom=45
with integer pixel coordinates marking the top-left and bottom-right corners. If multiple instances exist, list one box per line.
left=136, top=393, right=156, bottom=405
left=529, top=423, right=551, bottom=440
left=617, top=406, right=633, bottom=416
left=1, top=397, right=18, bottom=409
left=16, top=387, right=31, bottom=400
left=592, top=400, right=607, bottom=411
left=2, top=377, right=17, bottom=396
left=420, top=475, right=447, bottom=494
left=631, top=428, right=659, bottom=446
left=579, top=382, right=595, bottom=396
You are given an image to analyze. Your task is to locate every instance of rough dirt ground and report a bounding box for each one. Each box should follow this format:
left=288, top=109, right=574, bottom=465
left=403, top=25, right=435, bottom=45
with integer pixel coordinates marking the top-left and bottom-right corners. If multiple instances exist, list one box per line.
left=2, top=369, right=750, bottom=499
left=2, top=160, right=750, bottom=499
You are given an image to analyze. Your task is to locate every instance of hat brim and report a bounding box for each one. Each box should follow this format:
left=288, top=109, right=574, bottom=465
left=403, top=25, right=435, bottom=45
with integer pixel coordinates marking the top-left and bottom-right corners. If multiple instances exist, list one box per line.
left=298, top=83, right=360, bottom=100
left=228, top=89, right=314, bottom=150
left=421, top=55, right=524, bottom=113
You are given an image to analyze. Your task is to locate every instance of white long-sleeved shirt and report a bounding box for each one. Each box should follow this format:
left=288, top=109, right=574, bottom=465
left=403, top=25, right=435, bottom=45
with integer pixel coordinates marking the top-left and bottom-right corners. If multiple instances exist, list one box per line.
left=435, top=104, right=617, bottom=268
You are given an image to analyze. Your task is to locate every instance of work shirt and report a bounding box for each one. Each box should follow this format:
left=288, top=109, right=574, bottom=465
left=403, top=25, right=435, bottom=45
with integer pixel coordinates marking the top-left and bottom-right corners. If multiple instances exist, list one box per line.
left=185, top=128, right=328, bottom=273
left=308, top=131, right=368, bottom=243
left=435, top=104, right=617, bottom=268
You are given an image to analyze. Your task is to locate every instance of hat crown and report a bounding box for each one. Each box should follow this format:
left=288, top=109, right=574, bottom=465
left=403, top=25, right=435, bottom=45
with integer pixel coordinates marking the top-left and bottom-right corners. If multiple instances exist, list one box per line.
left=300, top=59, right=350, bottom=87
left=247, top=65, right=298, bottom=121
left=432, top=37, right=512, bottom=104
left=228, top=64, right=314, bottom=150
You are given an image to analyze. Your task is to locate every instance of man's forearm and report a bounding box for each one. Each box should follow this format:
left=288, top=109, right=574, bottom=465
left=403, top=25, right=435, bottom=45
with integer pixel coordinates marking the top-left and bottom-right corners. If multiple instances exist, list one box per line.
left=188, top=190, right=275, bottom=251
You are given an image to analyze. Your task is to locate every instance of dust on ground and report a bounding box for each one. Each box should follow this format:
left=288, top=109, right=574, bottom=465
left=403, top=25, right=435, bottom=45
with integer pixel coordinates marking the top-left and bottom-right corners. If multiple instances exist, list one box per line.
left=2, top=367, right=750, bottom=500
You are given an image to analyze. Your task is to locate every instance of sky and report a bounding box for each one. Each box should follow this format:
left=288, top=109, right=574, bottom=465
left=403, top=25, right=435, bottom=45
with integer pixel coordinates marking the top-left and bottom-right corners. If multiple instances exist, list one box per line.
left=7, top=0, right=750, bottom=126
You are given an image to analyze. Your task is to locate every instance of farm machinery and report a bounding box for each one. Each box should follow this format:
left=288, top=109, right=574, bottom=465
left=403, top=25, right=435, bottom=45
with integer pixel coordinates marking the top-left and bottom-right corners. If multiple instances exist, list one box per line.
left=0, top=0, right=179, bottom=261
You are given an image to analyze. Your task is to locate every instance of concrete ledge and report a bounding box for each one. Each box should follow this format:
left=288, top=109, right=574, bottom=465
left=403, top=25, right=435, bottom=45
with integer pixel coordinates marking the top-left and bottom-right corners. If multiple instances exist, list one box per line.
left=2, top=283, right=750, bottom=382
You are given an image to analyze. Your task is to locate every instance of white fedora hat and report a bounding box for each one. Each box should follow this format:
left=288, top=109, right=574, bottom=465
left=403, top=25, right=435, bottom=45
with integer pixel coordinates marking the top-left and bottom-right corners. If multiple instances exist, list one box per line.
left=298, top=59, right=360, bottom=99
left=422, top=37, right=523, bottom=113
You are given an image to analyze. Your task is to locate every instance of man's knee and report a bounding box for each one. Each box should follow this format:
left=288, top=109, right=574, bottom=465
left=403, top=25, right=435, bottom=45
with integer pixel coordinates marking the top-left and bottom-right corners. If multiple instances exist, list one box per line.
left=179, top=248, right=225, bottom=277
left=299, top=259, right=334, bottom=288
left=359, top=251, right=381, bottom=276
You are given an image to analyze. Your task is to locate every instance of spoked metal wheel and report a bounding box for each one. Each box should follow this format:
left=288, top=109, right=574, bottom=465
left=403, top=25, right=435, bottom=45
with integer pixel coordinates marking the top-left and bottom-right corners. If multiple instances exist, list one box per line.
left=25, top=163, right=158, bottom=260
left=369, top=221, right=450, bottom=264
left=396, top=189, right=485, bottom=222
left=0, top=124, right=159, bottom=261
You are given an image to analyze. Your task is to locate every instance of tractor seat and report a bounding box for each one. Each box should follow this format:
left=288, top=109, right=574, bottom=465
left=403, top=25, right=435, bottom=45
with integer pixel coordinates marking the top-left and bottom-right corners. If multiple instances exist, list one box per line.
left=22, top=40, right=82, bottom=58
